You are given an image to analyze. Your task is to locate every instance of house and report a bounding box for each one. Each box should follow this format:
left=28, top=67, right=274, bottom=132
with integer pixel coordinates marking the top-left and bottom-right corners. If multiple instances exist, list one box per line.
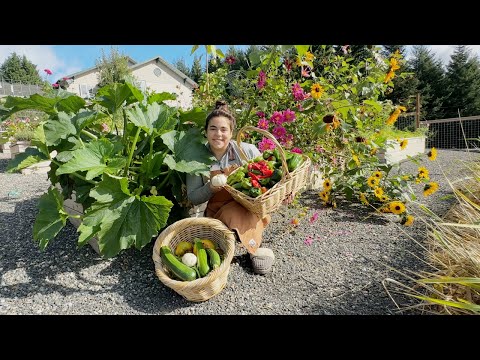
left=61, top=55, right=197, bottom=109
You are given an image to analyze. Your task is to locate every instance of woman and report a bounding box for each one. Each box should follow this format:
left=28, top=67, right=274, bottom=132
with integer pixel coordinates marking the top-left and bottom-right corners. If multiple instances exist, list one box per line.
left=186, top=100, right=274, bottom=274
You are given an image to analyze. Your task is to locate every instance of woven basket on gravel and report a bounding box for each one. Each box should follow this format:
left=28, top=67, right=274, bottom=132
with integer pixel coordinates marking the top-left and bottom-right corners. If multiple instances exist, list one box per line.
left=152, top=217, right=236, bottom=302
left=224, top=126, right=311, bottom=219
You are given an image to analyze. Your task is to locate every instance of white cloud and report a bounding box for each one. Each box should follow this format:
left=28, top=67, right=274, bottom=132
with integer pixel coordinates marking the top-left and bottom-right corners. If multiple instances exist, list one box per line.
left=0, top=45, right=81, bottom=82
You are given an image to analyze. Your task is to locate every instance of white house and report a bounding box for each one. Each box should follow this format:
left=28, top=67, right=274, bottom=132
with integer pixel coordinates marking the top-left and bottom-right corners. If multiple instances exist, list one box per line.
left=61, top=55, right=197, bottom=109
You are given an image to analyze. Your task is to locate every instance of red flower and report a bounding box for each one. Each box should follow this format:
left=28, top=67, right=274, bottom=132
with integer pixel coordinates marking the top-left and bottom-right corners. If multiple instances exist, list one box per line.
left=44, top=69, right=52, bottom=75
left=225, top=55, right=236, bottom=65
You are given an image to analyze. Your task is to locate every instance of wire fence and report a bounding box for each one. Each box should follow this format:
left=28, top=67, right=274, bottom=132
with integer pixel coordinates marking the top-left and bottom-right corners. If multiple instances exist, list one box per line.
left=0, top=80, right=43, bottom=97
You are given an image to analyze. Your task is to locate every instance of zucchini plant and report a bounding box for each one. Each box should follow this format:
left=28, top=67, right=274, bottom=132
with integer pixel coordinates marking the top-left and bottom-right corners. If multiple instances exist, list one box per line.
left=1, top=81, right=214, bottom=258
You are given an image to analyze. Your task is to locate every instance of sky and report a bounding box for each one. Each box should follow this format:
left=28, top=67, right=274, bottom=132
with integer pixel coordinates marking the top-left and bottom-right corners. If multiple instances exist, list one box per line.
left=0, top=45, right=479, bottom=83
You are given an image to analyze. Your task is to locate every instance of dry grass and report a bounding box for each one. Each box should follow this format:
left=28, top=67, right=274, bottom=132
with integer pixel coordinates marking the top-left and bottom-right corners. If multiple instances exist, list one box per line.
left=383, top=158, right=480, bottom=314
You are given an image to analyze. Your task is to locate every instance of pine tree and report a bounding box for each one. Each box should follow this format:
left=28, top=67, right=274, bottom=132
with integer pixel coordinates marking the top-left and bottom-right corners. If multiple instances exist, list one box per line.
left=190, top=55, right=204, bottom=83
left=173, top=58, right=192, bottom=79
left=409, top=45, right=446, bottom=120
left=0, top=52, right=43, bottom=85
left=443, top=45, right=480, bottom=117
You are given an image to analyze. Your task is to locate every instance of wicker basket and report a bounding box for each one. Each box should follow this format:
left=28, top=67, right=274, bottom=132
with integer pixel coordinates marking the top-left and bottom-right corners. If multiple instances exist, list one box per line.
left=152, top=217, right=236, bottom=302
left=224, top=126, right=311, bottom=218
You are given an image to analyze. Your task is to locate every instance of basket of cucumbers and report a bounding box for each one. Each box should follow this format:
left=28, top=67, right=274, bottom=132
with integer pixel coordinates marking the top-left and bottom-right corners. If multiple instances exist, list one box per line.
left=152, top=217, right=236, bottom=302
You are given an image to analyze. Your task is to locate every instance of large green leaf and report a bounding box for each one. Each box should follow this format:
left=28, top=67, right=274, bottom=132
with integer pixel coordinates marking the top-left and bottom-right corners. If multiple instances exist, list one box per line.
left=72, top=110, right=106, bottom=131
left=179, top=107, right=207, bottom=128
left=43, top=112, right=77, bottom=146
left=127, top=103, right=177, bottom=136
left=78, top=174, right=173, bottom=258
left=160, top=128, right=214, bottom=176
left=3, top=92, right=85, bottom=117
left=33, top=187, right=68, bottom=250
left=295, top=45, right=310, bottom=58
left=140, top=151, right=166, bottom=179
left=6, top=147, right=49, bottom=173
left=147, top=92, right=177, bottom=105
left=31, top=123, right=49, bottom=157
left=94, top=83, right=135, bottom=114
left=56, top=138, right=125, bottom=180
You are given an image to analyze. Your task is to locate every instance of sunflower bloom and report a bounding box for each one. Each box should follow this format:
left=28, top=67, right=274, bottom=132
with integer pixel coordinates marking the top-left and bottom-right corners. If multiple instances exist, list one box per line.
left=373, top=171, right=382, bottom=179
left=384, top=70, right=395, bottom=83
left=389, top=201, right=406, bottom=215
left=319, top=191, right=329, bottom=203
left=389, top=57, right=400, bottom=71
left=427, top=147, right=437, bottom=161
left=374, top=187, right=384, bottom=198
left=401, top=175, right=411, bottom=181
left=401, top=215, right=414, bottom=226
left=359, top=192, right=369, bottom=205
left=310, top=83, right=324, bottom=99
left=305, top=51, right=314, bottom=62
left=399, top=139, right=408, bottom=150
left=418, top=166, right=429, bottom=179
left=423, top=182, right=439, bottom=197
left=367, top=176, right=380, bottom=188
left=323, top=179, right=332, bottom=191
left=380, top=195, right=389, bottom=202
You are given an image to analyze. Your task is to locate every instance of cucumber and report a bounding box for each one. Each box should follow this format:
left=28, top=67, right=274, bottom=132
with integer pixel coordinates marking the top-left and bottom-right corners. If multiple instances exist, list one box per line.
left=195, top=241, right=210, bottom=277
left=206, top=248, right=221, bottom=269
left=160, top=246, right=197, bottom=281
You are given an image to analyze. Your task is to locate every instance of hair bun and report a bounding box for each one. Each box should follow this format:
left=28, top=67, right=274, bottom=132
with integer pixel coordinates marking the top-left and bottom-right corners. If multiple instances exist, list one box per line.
left=215, top=100, right=228, bottom=109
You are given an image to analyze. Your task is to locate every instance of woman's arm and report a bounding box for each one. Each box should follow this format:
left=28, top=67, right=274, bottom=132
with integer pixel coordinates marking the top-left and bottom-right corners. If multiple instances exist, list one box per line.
left=186, top=173, right=215, bottom=205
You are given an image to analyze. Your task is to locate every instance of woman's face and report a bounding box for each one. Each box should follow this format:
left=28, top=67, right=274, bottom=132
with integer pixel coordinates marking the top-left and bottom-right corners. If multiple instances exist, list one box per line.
left=206, top=116, right=233, bottom=153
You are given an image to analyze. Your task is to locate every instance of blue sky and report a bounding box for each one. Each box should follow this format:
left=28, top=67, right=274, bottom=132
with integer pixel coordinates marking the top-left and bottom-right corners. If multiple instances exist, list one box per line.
left=0, top=45, right=479, bottom=83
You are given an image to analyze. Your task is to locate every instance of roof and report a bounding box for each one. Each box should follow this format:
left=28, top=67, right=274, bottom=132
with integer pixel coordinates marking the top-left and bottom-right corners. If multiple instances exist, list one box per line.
left=64, top=55, right=197, bottom=88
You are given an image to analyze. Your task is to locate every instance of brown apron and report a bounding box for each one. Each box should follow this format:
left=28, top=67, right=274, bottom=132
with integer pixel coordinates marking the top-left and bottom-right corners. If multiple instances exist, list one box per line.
left=206, top=166, right=271, bottom=254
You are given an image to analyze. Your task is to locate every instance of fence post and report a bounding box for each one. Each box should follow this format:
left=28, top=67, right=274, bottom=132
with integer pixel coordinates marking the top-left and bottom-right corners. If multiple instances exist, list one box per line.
left=415, top=93, right=420, bottom=129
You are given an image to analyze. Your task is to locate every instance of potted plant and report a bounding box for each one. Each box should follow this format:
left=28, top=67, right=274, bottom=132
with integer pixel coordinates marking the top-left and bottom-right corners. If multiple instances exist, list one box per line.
left=1, top=81, right=215, bottom=258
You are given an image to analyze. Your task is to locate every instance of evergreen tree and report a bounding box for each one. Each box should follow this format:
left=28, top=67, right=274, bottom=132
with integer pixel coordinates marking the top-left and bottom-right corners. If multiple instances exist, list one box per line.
left=349, top=45, right=375, bottom=64
left=443, top=45, right=480, bottom=117
left=409, top=45, right=446, bottom=120
left=190, top=55, right=204, bottom=83
left=173, top=57, right=192, bottom=79
left=0, top=52, right=43, bottom=84
left=95, top=46, right=132, bottom=87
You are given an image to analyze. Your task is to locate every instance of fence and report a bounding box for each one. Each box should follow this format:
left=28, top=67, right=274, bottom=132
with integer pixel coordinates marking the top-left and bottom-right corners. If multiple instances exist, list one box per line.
left=0, top=80, right=43, bottom=97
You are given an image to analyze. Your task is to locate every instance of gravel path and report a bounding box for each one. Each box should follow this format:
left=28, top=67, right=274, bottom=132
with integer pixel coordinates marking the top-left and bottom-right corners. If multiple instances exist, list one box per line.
left=1, top=149, right=478, bottom=315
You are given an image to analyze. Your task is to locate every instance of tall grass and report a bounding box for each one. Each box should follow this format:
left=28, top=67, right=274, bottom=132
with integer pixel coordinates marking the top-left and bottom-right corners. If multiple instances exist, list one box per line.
left=383, top=157, right=480, bottom=314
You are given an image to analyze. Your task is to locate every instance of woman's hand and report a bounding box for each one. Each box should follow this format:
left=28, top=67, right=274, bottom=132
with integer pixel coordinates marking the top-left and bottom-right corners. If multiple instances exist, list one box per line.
left=209, top=182, right=224, bottom=193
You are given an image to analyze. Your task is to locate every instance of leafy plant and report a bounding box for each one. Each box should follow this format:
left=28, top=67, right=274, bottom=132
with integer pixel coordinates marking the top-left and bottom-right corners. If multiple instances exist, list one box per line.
left=1, top=82, right=214, bottom=258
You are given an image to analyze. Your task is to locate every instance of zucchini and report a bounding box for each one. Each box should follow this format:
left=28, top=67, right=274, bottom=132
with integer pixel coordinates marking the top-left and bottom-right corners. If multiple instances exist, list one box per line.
left=160, top=246, right=197, bottom=281
left=206, top=248, right=221, bottom=269
left=196, top=241, right=210, bottom=277
left=287, top=154, right=303, bottom=172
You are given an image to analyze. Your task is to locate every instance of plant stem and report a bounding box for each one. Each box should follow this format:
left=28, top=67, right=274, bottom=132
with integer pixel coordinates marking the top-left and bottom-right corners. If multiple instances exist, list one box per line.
left=157, top=171, right=171, bottom=189
left=51, top=159, right=97, bottom=185
left=81, top=129, right=98, bottom=140
left=123, top=108, right=128, bottom=154
left=124, top=127, right=141, bottom=176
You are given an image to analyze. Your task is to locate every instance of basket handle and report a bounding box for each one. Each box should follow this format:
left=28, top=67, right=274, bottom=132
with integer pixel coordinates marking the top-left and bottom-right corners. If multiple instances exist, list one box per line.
left=235, top=125, right=290, bottom=178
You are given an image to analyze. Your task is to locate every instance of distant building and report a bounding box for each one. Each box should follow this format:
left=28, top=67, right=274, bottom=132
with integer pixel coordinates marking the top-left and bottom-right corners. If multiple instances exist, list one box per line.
left=62, top=56, right=197, bottom=109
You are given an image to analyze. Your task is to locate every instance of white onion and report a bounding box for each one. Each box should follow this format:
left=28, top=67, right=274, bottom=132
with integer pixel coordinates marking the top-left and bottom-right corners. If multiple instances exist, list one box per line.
left=211, top=174, right=227, bottom=187
left=181, top=253, right=197, bottom=267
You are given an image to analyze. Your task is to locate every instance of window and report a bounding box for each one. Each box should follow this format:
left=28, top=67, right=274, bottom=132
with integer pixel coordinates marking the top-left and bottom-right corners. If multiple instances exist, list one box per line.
left=79, top=84, right=95, bottom=99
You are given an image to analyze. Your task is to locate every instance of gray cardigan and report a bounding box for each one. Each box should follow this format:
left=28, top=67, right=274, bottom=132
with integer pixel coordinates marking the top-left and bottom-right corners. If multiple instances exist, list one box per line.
left=186, top=140, right=260, bottom=205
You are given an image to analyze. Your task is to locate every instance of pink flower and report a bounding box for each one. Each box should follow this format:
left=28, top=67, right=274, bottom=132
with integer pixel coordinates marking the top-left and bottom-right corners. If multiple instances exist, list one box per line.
left=309, top=212, right=319, bottom=224
left=44, top=69, right=52, bottom=75
left=225, top=55, right=236, bottom=65
left=258, top=137, right=276, bottom=152
left=272, top=126, right=286, bottom=139
left=52, top=83, right=59, bottom=88
left=270, top=111, right=284, bottom=125
left=304, top=236, right=314, bottom=245
left=283, top=109, right=296, bottom=123
left=257, top=70, right=266, bottom=89
left=291, top=147, right=303, bottom=154
left=257, top=117, right=269, bottom=130
left=301, top=66, right=311, bottom=78
left=256, top=111, right=265, bottom=118
left=292, top=83, right=307, bottom=101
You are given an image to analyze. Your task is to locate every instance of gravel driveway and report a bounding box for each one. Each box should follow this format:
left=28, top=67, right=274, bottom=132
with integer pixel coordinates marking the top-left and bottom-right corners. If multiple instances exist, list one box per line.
left=1, top=149, right=478, bottom=315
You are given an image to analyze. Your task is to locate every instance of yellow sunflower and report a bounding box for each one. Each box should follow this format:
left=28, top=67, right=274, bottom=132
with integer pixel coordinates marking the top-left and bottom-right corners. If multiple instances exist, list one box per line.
left=367, top=176, right=380, bottom=188
left=310, top=83, right=324, bottom=99
left=417, top=166, right=429, bottom=179
left=374, top=187, right=384, bottom=198
left=352, top=154, right=360, bottom=166
left=423, top=182, right=439, bottom=197
left=373, top=171, right=382, bottom=179
left=323, top=179, right=332, bottom=191
left=319, top=190, right=329, bottom=202
left=359, top=192, right=369, bottom=205
left=401, top=215, right=414, bottom=226
left=399, top=139, right=408, bottom=150
left=427, top=147, right=437, bottom=161
left=380, top=195, right=389, bottom=202
left=389, top=201, right=406, bottom=215
left=305, top=51, right=314, bottom=62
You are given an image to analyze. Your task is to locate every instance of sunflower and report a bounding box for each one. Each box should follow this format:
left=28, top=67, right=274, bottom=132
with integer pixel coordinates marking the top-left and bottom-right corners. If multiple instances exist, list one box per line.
left=401, top=215, right=414, bottom=226
left=359, top=192, right=369, bottom=205
left=380, top=195, right=389, bottom=202
left=373, top=171, right=382, bottom=179
left=319, top=190, right=329, bottom=202
left=305, top=51, right=314, bottom=62
left=367, top=176, right=380, bottom=188
left=427, top=147, right=437, bottom=161
left=323, top=179, right=332, bottom=191
left=399, top=139, right=408, bottom=150
left=352, top=154, right=360, bottom=166
left=401, top=175, right=411, bottom=181
left=389, top=201, right=406, bottom=215
left=310, top=83, right=324, bottom=99
left=374, top=187, right=384, bottom=198
left=423, top=182, right=439, bottom=197
left=417, top=166, right=429, bottom=179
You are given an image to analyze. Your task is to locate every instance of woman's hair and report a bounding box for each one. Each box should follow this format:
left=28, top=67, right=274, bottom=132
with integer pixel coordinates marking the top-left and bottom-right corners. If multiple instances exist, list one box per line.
left=204, top=100, right=236, bottom=132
